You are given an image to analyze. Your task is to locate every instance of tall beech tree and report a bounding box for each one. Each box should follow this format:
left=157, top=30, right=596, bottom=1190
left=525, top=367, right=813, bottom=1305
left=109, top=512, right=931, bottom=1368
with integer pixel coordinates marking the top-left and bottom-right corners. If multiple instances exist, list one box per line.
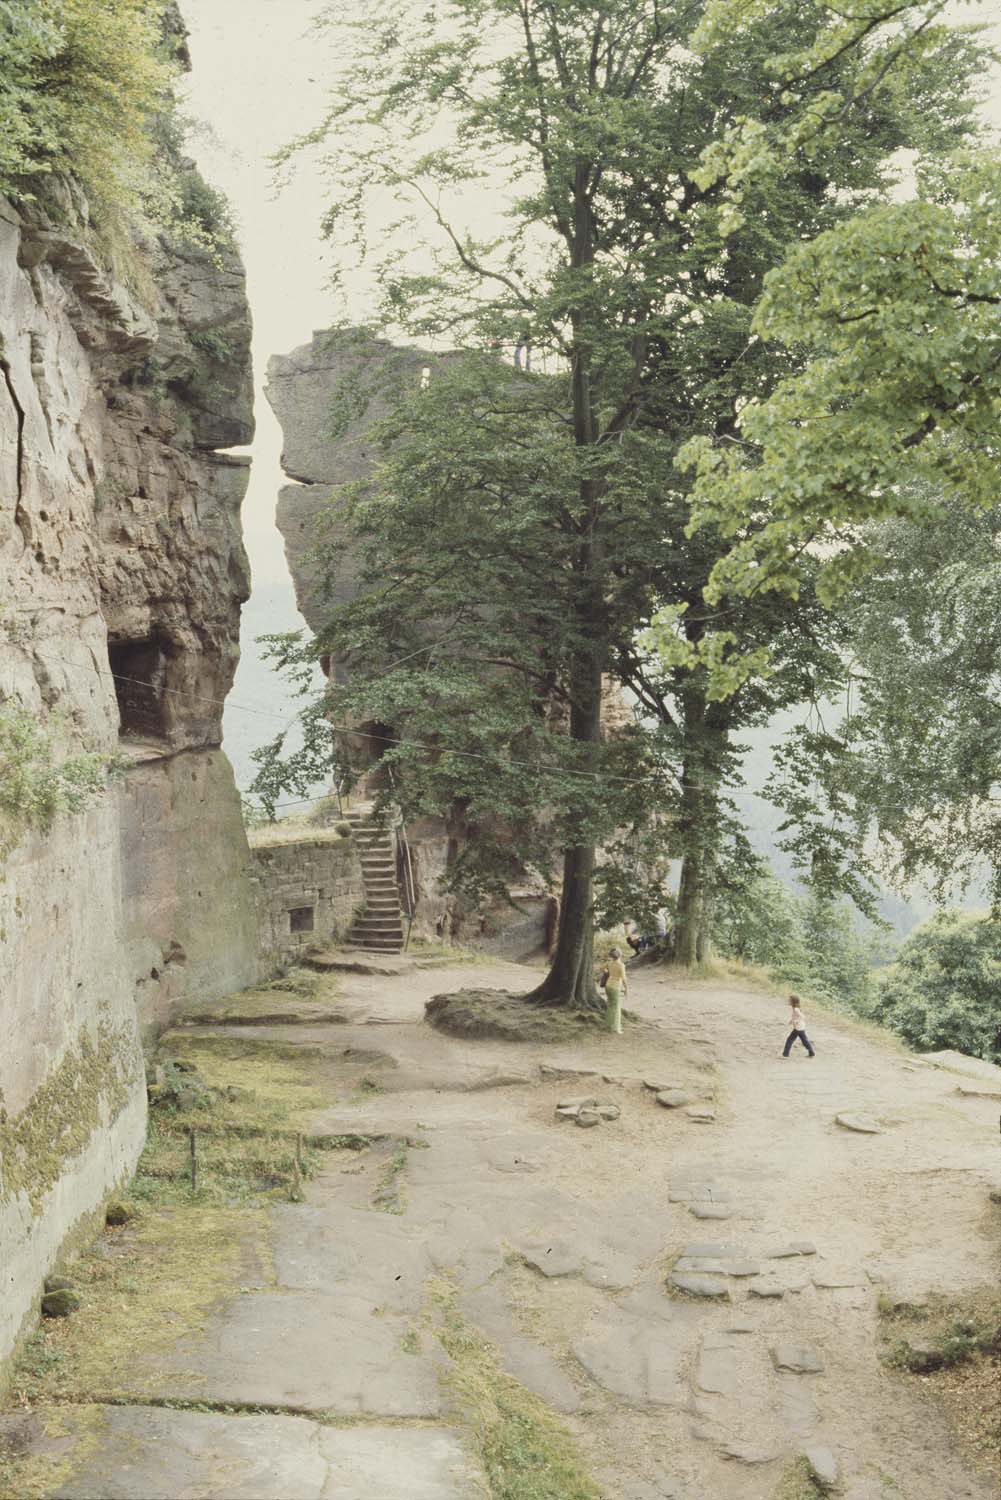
left=276, top=0, right=991, bottom=1002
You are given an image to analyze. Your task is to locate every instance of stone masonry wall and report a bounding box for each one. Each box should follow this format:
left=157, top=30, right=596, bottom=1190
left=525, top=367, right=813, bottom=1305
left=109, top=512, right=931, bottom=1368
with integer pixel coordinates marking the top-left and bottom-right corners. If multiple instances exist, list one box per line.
left=249, top=832, right=364, bottom=969
left=0, top=173, right=259, bottom=1377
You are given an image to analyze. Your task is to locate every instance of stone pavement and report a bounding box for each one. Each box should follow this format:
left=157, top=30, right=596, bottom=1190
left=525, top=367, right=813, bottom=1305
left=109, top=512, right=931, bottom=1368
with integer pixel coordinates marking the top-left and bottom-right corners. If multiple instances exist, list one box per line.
left=4, top=955, right=998, bottom=1500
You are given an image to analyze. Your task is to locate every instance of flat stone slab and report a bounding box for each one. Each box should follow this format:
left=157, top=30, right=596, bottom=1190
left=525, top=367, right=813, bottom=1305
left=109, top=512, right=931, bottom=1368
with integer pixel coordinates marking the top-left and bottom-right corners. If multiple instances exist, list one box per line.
left=675, top=1258, right=759, bottom=1277
left=956, top=1082, right=1001, bottom=1100
left=518, top=1239, right=585, bottom=1278
left=657, top=1090, right=693, bottom=1108
left=767, top=1241, right=817, bottom=1258
left=696, top=1343, right=739, bottom=1395
left=152, top=1292, right=442, bottom=1415
left=0, top=1406, right=484, bottom=1500
left=271, top=1202, right=432, bottom=1311
left=812, top=1269, right=865, bottom=1289
left=680, top=1241, right=748, bottom=1259
left=685, top=1107, right=716, bottom=1122
left=668, top=1181, right=731, bottom=1203
left=920, top=1049, right=1001, bottom=1084
left=688, top=1204, right=732, bottom=1220
left=771, top=1343, right=825, bottom=1374
left=669, top=1273, right=730, bottom=1299
left=574, top=1305, right=690, bottom=1407
left=749, top=1281, right=785, bottom=1298
left=835, top=1113, right=882, bottom=1134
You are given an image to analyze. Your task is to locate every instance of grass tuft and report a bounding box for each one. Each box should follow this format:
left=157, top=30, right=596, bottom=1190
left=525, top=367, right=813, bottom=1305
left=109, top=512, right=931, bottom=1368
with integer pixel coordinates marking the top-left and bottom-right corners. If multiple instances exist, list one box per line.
left=431, top=1281, right=599, bottom=1500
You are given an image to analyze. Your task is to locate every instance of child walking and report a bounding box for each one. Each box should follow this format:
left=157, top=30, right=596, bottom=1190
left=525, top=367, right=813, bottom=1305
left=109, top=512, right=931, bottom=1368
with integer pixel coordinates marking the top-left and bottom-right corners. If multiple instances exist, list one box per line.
left=782, top=994, right=815, bottom=1057
left=603, top=948, right=627, bottom=1035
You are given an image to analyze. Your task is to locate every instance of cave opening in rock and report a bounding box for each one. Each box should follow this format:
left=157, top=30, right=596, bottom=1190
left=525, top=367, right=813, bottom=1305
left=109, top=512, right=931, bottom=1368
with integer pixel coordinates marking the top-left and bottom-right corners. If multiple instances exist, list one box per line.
left=108, top=634, right=170, bottom=740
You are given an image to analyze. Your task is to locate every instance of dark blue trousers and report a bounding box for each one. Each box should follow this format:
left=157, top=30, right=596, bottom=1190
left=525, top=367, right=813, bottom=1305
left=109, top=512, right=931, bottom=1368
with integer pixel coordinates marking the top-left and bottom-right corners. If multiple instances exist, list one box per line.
left=783, top=1028, right=815, bottom=1056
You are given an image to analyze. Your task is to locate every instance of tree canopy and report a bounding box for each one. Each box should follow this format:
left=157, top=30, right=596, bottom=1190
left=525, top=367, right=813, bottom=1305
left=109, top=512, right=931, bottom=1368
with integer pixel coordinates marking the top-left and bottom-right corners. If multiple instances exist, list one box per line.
left=268, top=0, right=998, bottom=997
left=867, top=910, right=1001, bottom=1064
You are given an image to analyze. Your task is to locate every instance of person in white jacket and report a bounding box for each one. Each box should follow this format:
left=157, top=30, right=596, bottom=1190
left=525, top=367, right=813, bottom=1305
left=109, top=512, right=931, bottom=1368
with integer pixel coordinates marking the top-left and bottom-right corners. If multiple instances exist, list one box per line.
left=782, top=994, right=816, bottom=1057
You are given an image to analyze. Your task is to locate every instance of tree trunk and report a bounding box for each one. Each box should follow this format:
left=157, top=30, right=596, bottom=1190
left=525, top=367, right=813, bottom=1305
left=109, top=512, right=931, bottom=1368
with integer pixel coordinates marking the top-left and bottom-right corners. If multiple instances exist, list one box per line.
left=673, top=686, right=724, bottom=968
left=528, top=166, right=606, bottom=1011
left=529, top=642, right=604, bottom=1009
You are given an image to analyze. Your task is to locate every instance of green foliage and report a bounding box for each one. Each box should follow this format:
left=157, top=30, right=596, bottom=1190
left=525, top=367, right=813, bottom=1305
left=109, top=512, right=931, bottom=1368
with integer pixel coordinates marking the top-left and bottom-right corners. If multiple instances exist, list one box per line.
left=684, top=154, right=1001, bottom=625
left=270, top=0, right=992, bottom=990
left=0, top=705, right=114, bottom=856
left=714, top=870, right=883, bottom=1009
left=866, top=910, right=1001, bottom=1064
left=765, top=498, right=1001, bottom=909
left=0, top=0, right=171, bottom=209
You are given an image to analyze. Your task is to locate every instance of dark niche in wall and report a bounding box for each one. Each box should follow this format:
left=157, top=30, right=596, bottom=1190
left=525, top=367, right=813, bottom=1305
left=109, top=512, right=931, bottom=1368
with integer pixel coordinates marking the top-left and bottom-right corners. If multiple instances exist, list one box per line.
left=108, top=634, right=170, bottom=740
left=289, top=905, right=315, bottom=934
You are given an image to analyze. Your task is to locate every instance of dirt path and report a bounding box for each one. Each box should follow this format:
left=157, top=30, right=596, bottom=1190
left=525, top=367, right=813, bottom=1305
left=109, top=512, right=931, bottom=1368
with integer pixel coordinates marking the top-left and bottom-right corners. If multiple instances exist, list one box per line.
left=4, top=956, right=998, bottom=1500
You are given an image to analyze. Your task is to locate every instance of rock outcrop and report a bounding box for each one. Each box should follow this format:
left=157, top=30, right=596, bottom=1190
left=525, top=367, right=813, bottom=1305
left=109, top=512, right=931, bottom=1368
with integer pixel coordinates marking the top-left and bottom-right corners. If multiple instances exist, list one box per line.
left=0, top=182, right=259, bottom=1373
left=265, top=333, right=551, bottom=957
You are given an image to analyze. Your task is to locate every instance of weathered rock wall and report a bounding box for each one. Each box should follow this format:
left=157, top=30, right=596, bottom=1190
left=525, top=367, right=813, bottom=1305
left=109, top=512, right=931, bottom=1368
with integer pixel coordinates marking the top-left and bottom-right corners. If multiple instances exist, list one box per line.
left=0, top=185, right=259, bottom=1374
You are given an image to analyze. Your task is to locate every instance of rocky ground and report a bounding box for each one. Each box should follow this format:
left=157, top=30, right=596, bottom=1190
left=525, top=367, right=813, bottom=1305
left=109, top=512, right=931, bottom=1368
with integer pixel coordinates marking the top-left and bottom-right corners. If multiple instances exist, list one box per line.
left=2, top=954, right=998, bottom=1500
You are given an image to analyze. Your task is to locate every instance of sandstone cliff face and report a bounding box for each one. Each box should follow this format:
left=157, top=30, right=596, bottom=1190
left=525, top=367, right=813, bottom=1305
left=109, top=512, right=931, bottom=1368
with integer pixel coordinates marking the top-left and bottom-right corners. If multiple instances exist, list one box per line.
left=0, top=192, right=260, bottom=1373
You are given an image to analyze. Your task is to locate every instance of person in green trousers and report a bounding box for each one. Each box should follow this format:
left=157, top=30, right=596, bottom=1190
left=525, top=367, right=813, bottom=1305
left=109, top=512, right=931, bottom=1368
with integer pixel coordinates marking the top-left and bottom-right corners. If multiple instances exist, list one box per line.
left=604, top=947, right=627, bottom=1034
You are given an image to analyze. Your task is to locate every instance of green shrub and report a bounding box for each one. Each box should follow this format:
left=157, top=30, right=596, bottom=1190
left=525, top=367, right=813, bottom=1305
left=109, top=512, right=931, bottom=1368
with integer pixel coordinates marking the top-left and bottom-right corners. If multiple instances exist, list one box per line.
left=0, top=704, right=114, bottom=855
left=0, top=1, right=235, bottom=276
left=867, top=910, right=1001, bottom=1063
left=0, top=0, right=171, bottom=213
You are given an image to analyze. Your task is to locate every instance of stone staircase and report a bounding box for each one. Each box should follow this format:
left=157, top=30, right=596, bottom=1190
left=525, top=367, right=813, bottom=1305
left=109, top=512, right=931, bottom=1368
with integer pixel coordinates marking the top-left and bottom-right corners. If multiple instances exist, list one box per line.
left=343, top=806, right=405, bottom=952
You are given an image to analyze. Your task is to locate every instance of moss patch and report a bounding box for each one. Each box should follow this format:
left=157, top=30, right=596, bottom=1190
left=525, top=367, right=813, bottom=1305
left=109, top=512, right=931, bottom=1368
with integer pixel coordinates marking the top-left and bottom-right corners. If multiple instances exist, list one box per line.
left=5, top=1203, right=263, bottom=1407
left=772, top=1458, right=825, bottom=1500
left=175, top=986, right=346, bottom=1027
left=425, top=990, right=604, bottom=1044
left=879, top=1288, right=1000, bottom=1469
left=432, top=1281, right=599, bottom=1500
left=0, top=1404, right=109, bottom=1500
left=0, top=1022, right=140, bottom=1214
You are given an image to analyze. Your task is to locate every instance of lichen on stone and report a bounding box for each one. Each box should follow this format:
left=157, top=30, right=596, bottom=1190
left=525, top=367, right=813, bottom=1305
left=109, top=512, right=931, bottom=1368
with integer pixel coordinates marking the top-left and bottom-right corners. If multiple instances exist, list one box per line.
left=0, top=1022, right=141, bottom=1215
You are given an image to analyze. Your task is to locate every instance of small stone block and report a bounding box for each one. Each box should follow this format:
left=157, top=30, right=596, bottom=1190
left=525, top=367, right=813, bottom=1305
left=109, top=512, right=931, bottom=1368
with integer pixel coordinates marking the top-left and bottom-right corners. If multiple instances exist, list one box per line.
left=680, top=1242, right=746, bottom=1259
left=835, top=1113, right=882, bottom=1134
left=43, top=1275, right=75, bottom=1293
left=812, top=1270, right=863, bottom=1289
left=669, top=1273, right=730, bottom=1299
left=657, top=1090, right=692, bottom=1109
left=804, top=1444, right=841, bottom=1491
left=41, top=1288, right=80, bottom=1318
left=686, top=1107, right=716, bottom=1122
left=727, top=1318, right=755, bottom=1333
left=767, top=1241, right=817, bottom=1258
left=719, top=1442, right=779, bottom=1465
left=771, top=1344, right=824, bottom=1374
left=689, top=1204, right=732, bottom=1220
left=749, top=1282, right=785, bottom=1299
left=576, top=1109, right=601, bottom=1128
